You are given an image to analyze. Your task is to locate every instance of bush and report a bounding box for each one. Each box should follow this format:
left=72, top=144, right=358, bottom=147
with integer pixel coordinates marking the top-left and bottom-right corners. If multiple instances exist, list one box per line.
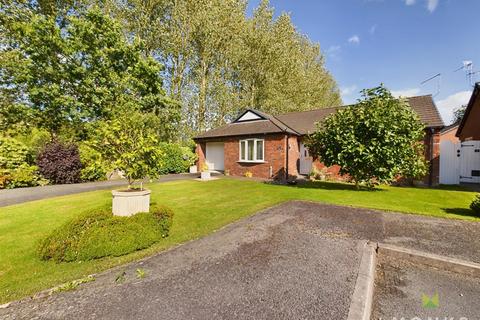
left=470, top=194, right=480, bottom=216
left=79, top=144, right=108, bottom=181
left=38, top=206, right=174, bottom=262
left=157, top=142, right=197, bottom=175
left=0, top=136, right=32, bottom=169
left=37, top=140, right=82, bottom=184
left=0, top=164, right=48, bottom=189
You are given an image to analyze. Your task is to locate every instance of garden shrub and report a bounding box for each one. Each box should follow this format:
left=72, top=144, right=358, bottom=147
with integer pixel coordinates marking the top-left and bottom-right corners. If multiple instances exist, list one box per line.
left=79, top=144, right=108, bottom=181
left=37, top=140, right=82, bottom=184
left=0, top=164, right=48, bottom=189
left=38, top=206, right=174, bottom=262
left=470, top=194, right=480, bottom=216
left=0, top=136, right=32, bottom=169
left=157, top=142, right=197, bottom=175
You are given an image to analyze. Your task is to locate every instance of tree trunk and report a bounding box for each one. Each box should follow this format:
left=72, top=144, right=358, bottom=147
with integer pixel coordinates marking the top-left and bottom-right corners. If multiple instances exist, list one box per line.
left=198, top=59, right=208, bottom=132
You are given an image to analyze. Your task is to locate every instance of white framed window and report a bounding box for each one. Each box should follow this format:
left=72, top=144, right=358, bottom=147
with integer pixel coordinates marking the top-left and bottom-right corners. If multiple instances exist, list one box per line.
left=239, top=138, right=264, bottom=162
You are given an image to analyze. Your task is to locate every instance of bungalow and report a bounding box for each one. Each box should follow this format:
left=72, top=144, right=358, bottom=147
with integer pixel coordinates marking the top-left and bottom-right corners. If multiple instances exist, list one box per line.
left=194, top=95, right=444, bottom=185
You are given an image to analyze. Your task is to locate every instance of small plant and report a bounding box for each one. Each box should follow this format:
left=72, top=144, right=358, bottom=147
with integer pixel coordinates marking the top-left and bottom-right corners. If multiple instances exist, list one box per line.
left=52, top=275, right=95, bottom=293
left=470, top=194, right=480, bottom=216
left=224, top=169, right=230, bottom=176
left=244, top=170, right=253, bottom=178
left=136, top=268, right=146, bottom=279
left=115, top=271, right=126, bottom=284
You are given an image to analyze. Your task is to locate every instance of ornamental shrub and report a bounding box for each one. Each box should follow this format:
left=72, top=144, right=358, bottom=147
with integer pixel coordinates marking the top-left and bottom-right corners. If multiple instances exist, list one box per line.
left=37, top=140, right=82, bottom=184
left=1, top=164, right=48, bottom=189
left=157, top=143, right=197, bottom=175
left=470, top=194, right=480, bottom=216
left=38, top=206, right=174, bottom=262
left=79, top=144, right=108, bottom=181
left=0, top=136, right=32, bottom=169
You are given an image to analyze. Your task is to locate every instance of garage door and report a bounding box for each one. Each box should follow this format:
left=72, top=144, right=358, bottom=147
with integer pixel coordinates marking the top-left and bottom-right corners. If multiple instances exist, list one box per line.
left=206, top=142, right=224, bottom=171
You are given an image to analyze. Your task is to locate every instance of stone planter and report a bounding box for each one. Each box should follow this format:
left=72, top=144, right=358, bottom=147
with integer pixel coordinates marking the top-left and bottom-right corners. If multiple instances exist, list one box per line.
left=189, top=165, right=198, bottom=174
left=200, top=171, right=211, bottom=180
left=112, top=189, right=151, bottom=216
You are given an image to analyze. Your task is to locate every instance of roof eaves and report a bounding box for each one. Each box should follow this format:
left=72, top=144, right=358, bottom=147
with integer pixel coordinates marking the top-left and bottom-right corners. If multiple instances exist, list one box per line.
left=456, top=82, right=479, bottom=137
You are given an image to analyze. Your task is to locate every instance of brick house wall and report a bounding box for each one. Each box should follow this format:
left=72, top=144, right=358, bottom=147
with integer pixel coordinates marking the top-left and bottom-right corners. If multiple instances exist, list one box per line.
left=458, top=92, right=480, bottom=141
left=196, top=133, right=297, bottom=180
left=196, top=129, right=441, bottom=185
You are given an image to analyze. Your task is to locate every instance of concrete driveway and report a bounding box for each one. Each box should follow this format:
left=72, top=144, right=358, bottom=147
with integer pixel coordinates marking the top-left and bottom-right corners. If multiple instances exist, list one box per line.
left=2, top=201, right=479, bottom=319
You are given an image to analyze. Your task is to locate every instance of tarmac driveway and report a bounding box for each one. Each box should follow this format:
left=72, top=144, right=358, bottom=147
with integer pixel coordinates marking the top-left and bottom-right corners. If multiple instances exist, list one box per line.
left=2, top=201, right=479, bottom=320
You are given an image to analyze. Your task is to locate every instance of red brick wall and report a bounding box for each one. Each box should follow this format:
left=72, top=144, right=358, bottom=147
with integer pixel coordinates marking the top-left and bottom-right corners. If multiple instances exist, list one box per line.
left=307, top=128, right=441, bottom=185
left=195, top=142, right=206, bottom=171
left=423, top=128, right=441, bottom=185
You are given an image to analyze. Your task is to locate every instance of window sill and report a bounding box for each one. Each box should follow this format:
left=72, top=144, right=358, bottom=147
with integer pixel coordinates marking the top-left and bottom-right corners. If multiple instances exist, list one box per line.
left=237, top=160, right=266, bottom=164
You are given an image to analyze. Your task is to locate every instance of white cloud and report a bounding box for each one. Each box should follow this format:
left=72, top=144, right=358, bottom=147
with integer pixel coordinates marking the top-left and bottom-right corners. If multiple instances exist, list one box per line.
left=341, top=85, right=358, bottom=96
left=369, top=24, right=377, bottom=35
left=391, top=88, right=421, bottom=97
left=348, top=35, right=360, bottom=44
left=426, top=0, right=439, bottom=12
left=405, top=0, right=416, bottom=5
left=436, top=91, right=471, bottom=125
left=325, top=45, right=341, bottom=61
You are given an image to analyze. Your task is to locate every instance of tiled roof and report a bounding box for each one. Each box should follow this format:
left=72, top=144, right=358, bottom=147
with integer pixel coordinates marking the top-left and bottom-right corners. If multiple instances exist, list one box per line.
left=194, top=95, right=444, bottom=139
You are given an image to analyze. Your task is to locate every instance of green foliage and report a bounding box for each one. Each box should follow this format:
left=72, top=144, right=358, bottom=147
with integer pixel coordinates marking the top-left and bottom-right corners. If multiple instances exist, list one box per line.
left=470, top=194, right=480, bottom=216
left=52, top=275, right=95, bottom=294
left=136, top=268, right=146, bottom=279
left=117, top=0, right=341, bottom=134
left=1, top=6, right=179, bottom=138
left=88, top=111, right=165, bottom=188
left=38, top=206, right=174, bottom=263
left=157, top=143, right=197, bottom=175
left=79, top=144, right=108, bottom=182
left=307, top=85, right=428, bottom=188
left=0, top=136, right=32, bottom=169
left=0, top=164, right=48, bottom=189
left=0, top=136, right=47, bottom=189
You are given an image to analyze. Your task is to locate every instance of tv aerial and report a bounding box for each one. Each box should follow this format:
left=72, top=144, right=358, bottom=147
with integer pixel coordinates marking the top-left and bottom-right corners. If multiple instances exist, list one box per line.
left=420, top=73, right=441, bottom=97
left=454, top=60, right=478, bottom=87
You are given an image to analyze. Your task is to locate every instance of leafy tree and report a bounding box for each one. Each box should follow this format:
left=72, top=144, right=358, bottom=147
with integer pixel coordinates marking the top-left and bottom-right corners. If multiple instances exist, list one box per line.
left=452, top=105, right=467, bottom=124
left=88, top=111, right=164, bottom=189
left=1, top=6, right=179, bottom=138
left=307, top=85, right=427, bottom=189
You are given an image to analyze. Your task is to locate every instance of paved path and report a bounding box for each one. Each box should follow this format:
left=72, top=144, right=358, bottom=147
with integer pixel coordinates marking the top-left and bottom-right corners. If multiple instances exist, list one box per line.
left=0, top=173, right=203, bottom=207
left=2, top=201, right=479, bottom=319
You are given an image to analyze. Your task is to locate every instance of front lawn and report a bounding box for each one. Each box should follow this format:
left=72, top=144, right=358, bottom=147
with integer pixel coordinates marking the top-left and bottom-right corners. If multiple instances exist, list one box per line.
left=0, top=178, right=477, bottom=303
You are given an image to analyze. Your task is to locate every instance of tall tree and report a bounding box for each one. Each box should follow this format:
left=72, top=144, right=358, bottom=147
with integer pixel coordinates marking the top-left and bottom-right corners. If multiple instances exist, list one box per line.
left=0, top=6, right=179, bottom=138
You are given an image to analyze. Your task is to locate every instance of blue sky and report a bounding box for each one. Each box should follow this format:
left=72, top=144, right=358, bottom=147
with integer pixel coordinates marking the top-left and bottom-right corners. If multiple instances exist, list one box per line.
left=247, top=0, right=480, bottom=124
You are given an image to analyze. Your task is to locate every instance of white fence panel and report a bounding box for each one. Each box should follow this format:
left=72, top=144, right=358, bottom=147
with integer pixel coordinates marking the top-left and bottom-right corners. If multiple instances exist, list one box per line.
left=439, top=140, right=460, bottom=185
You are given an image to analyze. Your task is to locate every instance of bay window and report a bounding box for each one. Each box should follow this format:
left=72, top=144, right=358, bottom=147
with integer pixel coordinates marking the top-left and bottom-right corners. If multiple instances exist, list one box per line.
left=239, top=138, right=264, bottom=162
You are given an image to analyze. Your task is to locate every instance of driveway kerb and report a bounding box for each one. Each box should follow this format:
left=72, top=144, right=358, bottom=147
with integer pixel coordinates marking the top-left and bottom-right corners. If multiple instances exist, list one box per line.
left=347, top=241, right=377, bottom=320
left=378, top=243, right=480, bottom=278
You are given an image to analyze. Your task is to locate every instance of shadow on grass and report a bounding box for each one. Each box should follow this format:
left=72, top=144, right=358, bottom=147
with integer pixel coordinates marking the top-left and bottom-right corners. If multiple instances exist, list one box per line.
left=266, top=180, right=384, bottom=192
left=442, top=208, right=479, bottom=219
left=436, top=184, right=478, bottom=192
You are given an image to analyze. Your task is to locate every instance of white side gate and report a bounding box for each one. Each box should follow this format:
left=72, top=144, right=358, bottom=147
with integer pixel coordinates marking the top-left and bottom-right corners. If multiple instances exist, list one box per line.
left=439, top=140, right=460, bottom=185
left=440, top=140, right=480, bottom=184
left=459, top=141, right=480, bottom=183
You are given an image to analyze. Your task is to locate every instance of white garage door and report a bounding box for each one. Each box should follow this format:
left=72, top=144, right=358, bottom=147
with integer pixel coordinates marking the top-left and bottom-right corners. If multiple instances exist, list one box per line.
left=206, top=142, right=224, bottom=171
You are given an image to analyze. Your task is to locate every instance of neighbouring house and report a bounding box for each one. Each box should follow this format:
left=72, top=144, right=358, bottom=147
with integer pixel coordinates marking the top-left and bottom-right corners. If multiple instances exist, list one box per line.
left=440, top=122, right=460, bottom=144
left=194, top=95, right=444, bottom=185
left=440, top=82, right=480, bottom=185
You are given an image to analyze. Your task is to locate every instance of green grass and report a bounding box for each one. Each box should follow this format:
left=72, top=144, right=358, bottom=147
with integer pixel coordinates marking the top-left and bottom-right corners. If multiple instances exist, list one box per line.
left=0, top=178, right=478, bottom=303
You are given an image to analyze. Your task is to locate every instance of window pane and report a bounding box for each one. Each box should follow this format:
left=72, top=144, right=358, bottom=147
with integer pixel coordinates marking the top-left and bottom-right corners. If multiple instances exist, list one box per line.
left=256, top=140, right=264, bottom=160
left=240, top=141, right=246, bottom=160
left=247, top=140, right=254, bottom=160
